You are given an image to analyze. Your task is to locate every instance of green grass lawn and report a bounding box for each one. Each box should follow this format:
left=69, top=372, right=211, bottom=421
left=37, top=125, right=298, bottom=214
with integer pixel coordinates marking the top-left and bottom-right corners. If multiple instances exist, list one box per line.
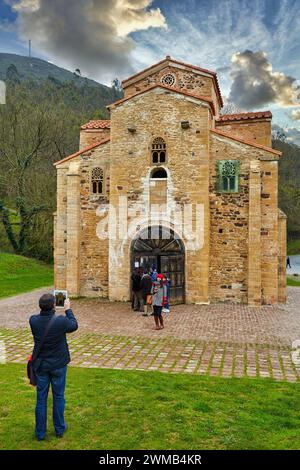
left=287, top=239, right=300, bottom=255
left=0, top=252, right=53, bottom=299
left=287, top=276, right=300, bottom=286
left=0, top=364, right=299, bottom=450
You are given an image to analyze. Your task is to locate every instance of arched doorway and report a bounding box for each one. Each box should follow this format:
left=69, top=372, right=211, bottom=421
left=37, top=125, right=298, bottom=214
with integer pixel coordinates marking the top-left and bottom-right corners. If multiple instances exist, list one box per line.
left=131, top=226, right=185, bottom=304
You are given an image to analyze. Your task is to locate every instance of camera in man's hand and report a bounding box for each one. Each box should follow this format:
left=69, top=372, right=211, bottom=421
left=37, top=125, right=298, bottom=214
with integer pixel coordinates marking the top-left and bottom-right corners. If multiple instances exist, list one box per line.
left=53, top=290, right=68, bottom=308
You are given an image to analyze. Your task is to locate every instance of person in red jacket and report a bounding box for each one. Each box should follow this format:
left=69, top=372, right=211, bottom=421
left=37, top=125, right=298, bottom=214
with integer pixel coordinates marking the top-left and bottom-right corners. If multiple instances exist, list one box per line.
left=151, top=274, right=167, bottom=330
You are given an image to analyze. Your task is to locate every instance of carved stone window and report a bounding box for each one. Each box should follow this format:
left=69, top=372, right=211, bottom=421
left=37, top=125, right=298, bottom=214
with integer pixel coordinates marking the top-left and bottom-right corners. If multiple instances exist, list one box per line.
left=160, top=73, right=176, bottom=87
left=91, top=167, right=104, bottom=194
left=216, top=160, right=240, bottom=192
left=152, top=137, right=166, bottom=164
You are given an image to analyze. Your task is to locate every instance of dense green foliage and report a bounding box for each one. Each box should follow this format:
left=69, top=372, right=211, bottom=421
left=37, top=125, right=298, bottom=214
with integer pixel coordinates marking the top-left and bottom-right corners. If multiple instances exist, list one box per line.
left=287, top=239, right=300, bottom=255
left=273, top=139, right=300, bottom=240
left=0, top=252, right=53, bottom=298
left=0, top=55, right=122, bottom=261
left=0, top=363, right=299, bottom=450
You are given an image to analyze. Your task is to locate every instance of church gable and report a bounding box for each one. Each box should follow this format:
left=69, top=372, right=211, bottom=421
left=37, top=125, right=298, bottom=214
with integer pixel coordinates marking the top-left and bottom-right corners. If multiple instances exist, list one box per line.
left=122, top=55, right=222, bottom=113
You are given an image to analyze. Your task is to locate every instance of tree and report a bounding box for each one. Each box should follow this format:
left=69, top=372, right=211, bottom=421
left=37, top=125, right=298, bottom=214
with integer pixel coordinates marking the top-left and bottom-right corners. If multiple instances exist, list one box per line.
left=112, top=77, right=123, bottom=93
left=0, top=81, right=85, bottom=259
left=6, top=64, right=21, bottom=85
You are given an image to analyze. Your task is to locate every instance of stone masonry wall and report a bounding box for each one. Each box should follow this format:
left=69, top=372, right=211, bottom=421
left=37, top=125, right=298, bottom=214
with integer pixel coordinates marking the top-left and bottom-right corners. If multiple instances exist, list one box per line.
left=209, top=132, right=280, bottom=303
left=54, top=166, right=68, bottom=290
left=278, top=209, right=287, bottom=303
left=260, top=160, right=279, bottom=304
left=79, top=143, right=110, bottom=297
left=79, top=128, right=110, bottom=149
left=109, top=88, right=211, bottom=303
left=216, top=120, right=271, bottom=147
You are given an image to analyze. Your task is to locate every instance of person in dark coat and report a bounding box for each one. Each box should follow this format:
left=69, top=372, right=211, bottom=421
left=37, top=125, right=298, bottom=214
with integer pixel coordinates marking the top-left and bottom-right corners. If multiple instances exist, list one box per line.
left=140, top=270, right=153, bottom=316
left=29, top=293, right=78, bottom=441
left=131, top=269, right=143, bottom=312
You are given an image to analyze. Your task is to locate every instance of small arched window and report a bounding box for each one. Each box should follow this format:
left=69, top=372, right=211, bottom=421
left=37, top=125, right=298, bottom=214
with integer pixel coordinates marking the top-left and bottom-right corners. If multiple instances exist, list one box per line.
left=152, top=137, right=166, bottom=164
left=91, top=167, right=104, bottom=194
left=151, top=168, right=167, bottom=179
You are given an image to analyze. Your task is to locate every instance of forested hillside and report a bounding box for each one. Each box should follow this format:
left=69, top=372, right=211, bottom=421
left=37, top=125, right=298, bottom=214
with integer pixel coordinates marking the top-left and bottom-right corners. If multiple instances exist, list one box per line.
left=0, top=53, right=114, bottom=89
left=0, top=55, right=122, bottom=261
left=273, top=138, right=300, bottom=245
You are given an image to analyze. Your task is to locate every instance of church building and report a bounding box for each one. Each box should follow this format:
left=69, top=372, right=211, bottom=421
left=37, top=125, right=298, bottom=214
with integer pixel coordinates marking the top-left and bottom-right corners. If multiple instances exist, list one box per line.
left=54, top=56, right=286, bottom=306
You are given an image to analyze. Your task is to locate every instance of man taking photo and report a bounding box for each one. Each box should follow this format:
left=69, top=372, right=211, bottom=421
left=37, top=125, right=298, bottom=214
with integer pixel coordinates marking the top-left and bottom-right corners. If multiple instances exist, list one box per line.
left=29, top=293, right=78, bottom=441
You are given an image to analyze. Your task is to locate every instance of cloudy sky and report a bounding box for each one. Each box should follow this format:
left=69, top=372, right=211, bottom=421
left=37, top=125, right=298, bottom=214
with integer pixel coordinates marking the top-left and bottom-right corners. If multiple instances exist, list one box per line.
left=0, top=0, right=300, bottom=143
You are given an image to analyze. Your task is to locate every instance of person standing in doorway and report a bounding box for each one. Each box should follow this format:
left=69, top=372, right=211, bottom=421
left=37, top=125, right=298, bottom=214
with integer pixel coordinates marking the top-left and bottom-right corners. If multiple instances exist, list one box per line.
left=150, top=265, right=158, bottom=282
left=29, top=294, right=78, bottom=441
left=131, top=268, right=143, bottom=312
left=140, top=270, right=153, bottom=316
left=151, top=274, right=167, bottom=330
left=162, top=274, right=171, bottom=314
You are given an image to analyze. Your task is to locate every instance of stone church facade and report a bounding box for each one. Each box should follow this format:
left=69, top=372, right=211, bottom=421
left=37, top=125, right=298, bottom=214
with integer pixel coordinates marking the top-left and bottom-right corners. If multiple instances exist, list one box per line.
left=54, top=56, right=286, bottom=306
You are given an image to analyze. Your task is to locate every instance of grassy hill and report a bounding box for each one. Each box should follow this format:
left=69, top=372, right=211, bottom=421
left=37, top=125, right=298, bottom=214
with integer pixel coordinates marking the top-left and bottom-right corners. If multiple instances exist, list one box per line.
left=0, top=253, right=53, bottom=298
left=0, top=53, right=108, bottom=89
left=0, top=53, right=123, bottom=117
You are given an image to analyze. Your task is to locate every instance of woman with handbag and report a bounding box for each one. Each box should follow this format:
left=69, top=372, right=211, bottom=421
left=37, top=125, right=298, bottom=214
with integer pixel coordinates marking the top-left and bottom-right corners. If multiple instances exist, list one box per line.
left=151, top=274, right=167, bottom=330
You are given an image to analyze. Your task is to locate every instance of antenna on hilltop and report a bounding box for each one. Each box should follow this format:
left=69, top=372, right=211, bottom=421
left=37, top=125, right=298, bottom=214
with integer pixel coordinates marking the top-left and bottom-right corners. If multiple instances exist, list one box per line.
left=29, top=39, right=31, bottom=58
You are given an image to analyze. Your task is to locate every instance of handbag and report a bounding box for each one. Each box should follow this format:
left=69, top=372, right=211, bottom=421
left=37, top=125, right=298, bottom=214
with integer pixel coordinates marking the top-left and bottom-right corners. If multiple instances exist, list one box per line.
left=146, top=294, right=152, bottom=305
left=27, top=315, right=56, bottom=386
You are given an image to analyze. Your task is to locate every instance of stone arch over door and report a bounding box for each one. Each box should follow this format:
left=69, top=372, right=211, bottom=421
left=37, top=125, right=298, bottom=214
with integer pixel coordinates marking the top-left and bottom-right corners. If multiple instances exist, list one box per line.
left=131, top=225, right=185, bottom=304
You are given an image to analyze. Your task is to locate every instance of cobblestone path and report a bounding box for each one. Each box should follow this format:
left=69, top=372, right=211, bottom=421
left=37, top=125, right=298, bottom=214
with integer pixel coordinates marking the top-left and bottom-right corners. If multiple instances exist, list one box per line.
left=1, top=328, right=299, bottom=382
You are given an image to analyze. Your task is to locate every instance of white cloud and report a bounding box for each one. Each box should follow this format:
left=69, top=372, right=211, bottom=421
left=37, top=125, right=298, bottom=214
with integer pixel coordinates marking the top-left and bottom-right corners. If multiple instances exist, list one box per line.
left=128, top=0, right=300, bottom=100
left=291, top=109, right=300, bottom=121
left=7, top=0, right=167, bottom=83
left=228, top=50, right=299, bottom=110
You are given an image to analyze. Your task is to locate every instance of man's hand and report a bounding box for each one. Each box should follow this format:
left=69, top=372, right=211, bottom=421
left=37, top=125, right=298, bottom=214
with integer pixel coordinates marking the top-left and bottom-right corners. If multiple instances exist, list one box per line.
left=64, top=298, right=71, bottom=311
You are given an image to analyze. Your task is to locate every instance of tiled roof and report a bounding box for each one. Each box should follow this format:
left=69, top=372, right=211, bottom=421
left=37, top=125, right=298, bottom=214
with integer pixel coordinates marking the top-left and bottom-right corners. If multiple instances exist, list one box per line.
left=54, top=138, right=110, bottom=166
left=121, top=55, right=223, bottom=108
left=107, top=83, right=216, bottom=115
left=217, top=111, right=272, bottom=122
left=81, top=120, right=111, bottom=130
left=210, top=129, right=281, bottom=156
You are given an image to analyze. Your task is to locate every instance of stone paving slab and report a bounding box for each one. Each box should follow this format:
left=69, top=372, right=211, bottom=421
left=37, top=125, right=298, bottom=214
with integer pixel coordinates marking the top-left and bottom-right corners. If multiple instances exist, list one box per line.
left=0, top=328, right=299, bottom=383
left=1, top=287, right=300, bottom=348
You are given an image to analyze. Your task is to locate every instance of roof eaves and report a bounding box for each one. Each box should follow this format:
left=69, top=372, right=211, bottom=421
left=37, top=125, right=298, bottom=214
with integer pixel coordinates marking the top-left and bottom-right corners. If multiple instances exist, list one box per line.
left=217, top=111, right=272, bottom=123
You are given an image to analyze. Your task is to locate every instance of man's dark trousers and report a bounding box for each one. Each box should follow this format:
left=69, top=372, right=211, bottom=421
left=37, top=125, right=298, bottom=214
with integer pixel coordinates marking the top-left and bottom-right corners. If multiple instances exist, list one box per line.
left=35, top=365, right=67, bottom=439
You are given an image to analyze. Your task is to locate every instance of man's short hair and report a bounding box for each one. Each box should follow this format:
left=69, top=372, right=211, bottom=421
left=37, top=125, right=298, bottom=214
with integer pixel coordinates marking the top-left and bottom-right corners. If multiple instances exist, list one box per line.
left=39, top=293, right=55, bottom=311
